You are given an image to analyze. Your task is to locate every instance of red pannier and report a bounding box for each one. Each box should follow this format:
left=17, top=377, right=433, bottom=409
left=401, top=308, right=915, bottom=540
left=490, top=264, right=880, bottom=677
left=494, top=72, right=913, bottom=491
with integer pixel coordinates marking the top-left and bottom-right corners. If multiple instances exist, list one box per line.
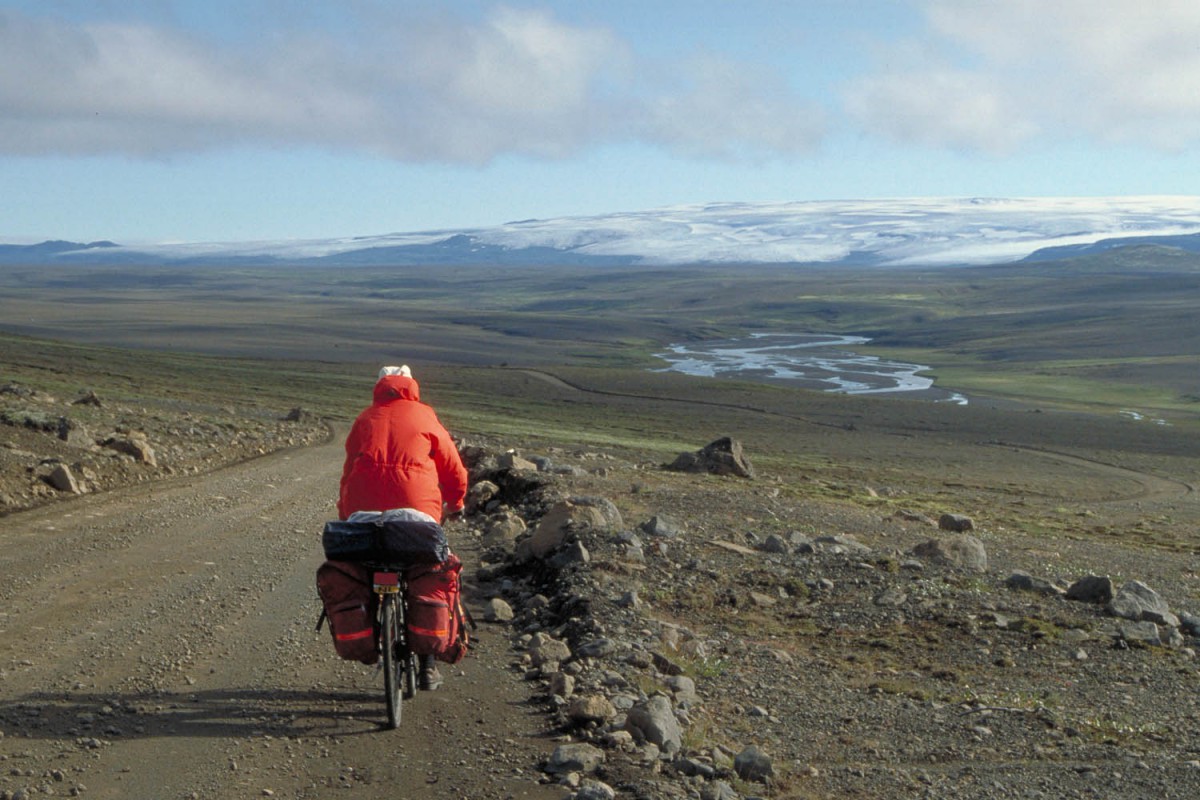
left=405, top=553, right=469, bottom=664
left=315, top=560, right=378, bottom=664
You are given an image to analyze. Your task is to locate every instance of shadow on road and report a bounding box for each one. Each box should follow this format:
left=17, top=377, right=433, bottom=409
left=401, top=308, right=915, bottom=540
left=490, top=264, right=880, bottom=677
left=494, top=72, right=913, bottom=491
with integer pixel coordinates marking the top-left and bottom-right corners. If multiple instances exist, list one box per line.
left=0, top=687, right=402, bottom=740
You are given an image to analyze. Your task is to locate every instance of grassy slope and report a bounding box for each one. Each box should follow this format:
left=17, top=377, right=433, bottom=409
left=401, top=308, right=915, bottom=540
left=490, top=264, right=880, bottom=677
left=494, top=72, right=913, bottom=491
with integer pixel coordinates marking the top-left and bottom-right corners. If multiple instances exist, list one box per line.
left=3, top=253, right=1198, bottom=418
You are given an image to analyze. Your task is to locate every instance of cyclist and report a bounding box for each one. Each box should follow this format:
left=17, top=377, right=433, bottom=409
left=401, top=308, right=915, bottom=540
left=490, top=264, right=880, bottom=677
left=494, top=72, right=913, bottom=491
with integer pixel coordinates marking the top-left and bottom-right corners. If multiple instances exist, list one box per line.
left=339, top=365, right=469, bottom=689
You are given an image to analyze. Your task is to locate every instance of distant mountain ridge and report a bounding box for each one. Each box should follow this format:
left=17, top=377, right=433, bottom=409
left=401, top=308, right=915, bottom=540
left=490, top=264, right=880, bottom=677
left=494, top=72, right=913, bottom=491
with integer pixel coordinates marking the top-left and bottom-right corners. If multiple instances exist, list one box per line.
left=6, top=196, right=1200, bottom=268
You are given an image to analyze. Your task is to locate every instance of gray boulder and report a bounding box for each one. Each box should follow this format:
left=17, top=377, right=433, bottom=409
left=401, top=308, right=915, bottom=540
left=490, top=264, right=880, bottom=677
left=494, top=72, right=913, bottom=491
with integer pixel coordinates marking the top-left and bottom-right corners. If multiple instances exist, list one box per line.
left=484, top=597, right=514, bottom=623
left=545, top=743, right=605, bottom=775
left=1108, top=581, right=1179, bottom=627
left=640, top=515, right=682, bottom=538
left=911, top=535, right=988, bottom=572
left=625, top=695, right=683, bottom=756
left=567, top=695, right=617, bottom=725
left=666, top=437, right=755, bottom=479
left=517, top=500, right=608, bottom=562
left=1117, top=620, right=1163, bottom=647
left=733, top=744, right=774, bottom=783
left=574, top=781, right=617, bottom=800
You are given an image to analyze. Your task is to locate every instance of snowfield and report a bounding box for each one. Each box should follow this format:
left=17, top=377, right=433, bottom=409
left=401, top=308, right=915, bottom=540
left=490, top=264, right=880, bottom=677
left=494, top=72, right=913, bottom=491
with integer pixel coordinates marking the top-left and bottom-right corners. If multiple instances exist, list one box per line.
left=37, top=195, right=1200, bottom=267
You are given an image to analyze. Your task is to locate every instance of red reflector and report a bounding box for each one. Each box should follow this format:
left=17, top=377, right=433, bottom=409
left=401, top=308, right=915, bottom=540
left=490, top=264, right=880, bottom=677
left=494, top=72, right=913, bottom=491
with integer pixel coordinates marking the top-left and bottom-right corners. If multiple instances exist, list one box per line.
left=373, top=572, right=399, bottom=586
left=336, top=628, right=374, bottom=641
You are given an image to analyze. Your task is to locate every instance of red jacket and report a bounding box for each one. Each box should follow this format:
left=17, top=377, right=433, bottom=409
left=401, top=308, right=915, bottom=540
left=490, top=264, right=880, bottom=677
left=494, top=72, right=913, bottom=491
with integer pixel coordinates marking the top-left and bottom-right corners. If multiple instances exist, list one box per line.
left=338, top=375, right=468, bottom=522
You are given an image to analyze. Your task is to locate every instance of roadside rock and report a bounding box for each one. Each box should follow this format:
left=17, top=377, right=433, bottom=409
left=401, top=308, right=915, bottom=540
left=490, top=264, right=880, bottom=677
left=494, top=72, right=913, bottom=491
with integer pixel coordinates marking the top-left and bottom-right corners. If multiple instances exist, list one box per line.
left=546, top=743, right=605, bottom=775
left=102, top=435, right=157, bottom=466
left=45, top=463, right=83, bottom=494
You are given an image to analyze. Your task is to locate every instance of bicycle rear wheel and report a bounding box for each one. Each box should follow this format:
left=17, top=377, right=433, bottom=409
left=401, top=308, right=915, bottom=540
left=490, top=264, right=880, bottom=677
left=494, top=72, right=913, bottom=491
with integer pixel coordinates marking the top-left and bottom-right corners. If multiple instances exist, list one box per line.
left=381, top=594, right=402, bottom=729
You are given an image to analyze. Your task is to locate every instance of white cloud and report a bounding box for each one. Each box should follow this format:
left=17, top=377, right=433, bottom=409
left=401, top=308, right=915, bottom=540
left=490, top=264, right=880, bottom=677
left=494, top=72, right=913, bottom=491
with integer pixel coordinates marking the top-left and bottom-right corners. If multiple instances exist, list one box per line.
left=638, top=54, right=826, bottom=159
left=0, top=6, right=823, bottom=163
left=847, top=0, right=1200, bottom=153
left=845, top=65, right=1037, bottom=154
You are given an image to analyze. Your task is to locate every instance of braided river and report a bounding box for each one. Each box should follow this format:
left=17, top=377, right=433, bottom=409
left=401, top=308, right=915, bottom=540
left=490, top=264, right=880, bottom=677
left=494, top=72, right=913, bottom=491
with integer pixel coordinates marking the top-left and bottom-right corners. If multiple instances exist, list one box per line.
left=654, top=333, right=968, bottom=405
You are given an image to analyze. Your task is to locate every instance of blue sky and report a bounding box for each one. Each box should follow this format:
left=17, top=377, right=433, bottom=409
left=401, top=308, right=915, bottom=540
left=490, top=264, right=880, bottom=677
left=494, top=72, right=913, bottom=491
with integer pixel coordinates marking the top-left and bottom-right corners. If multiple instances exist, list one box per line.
left=2, top=0, right=1199, bottom=244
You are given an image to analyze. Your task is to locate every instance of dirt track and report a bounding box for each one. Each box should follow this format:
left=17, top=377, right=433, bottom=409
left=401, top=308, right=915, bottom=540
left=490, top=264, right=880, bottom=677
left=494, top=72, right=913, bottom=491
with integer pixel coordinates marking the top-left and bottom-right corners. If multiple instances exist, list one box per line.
left=0, top=433, right=564, bottom=800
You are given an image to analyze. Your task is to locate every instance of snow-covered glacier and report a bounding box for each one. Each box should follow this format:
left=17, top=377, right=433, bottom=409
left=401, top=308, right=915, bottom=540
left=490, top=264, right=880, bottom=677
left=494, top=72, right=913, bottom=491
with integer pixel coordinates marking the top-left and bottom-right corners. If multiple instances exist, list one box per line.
left=17, top=196, right=1200, bottom=267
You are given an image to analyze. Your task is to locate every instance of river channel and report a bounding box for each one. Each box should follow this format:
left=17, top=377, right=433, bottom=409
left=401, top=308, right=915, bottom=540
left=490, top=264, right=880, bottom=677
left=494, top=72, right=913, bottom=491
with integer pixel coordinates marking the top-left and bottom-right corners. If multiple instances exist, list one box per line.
left=654, top=333, right=968, bottom=404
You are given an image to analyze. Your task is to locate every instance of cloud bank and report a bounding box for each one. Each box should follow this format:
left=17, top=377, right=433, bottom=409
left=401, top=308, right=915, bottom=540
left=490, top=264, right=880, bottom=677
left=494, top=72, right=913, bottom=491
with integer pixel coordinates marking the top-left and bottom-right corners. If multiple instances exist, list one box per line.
left=848, top=0, right=1200, bottom=153
left=5, top=2, right=1200, bottom=163
left=0, top=5, right=824, bottom=162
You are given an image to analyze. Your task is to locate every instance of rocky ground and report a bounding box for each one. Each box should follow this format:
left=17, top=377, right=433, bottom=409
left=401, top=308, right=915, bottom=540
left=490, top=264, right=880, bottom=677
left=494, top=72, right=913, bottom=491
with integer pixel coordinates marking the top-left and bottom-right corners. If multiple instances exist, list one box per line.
left=459, top=438, right=1200, bottom=800
left=0, top=380, right=327, bottom=512
left=3, top=381, right=1200, bottom=799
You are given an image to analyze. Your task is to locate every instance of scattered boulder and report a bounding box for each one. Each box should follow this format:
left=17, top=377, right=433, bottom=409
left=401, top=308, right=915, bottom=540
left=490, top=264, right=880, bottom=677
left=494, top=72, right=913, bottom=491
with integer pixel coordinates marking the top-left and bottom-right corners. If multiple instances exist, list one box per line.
left=699, top=781, right=739, bottom=800
left=894, top=509, right=937, bottom=526
left=484, top=598, right=514, bottom=623
left=666, top=437, right=755, bottom=479
left=1006, top=572, right=1064, bottom=596
left=1108, top=581, right=1179, bottom=627
left=57, top=417, right=93, bottom=448
left=624, top=695, right=683, bottom=756
left=640, top=515, right=681, bottom=538
left=733, top=745, right=774, bottom=783
left=483, top=510, right=526, bottom=546
left=45, top=464, right=83, bottom=494
left=574, top=781, right=617, bottom=800
left=938, top=513, right=975, bottom=532
left=874, top=587, right=908, bottom=607
left=567, top=695, right=616, bottom=725
left=1066, top=575, right=1115, bottom=604
left=72, top=390, right=103, bottom=407
left=282, top=406, right=311, bottom=422
left=1117, top=620, right=1164, bottom=647
left=664, top=675, right=697, bottom=705
left=529, top=634, right=573, bottom=668
left=911, top=535, right=988, bottom=572
left=758, top=533, right=790, bottom=554
left=499, top=452, right=539, bottom=472
left=517, top=499, right=613, bottom=562
left=812, top=534, right=871, bottom=555
left=467, top=480, right=500, bottom=514
left=545, top=743, right=605, bottom=775
left=569, top=495, right=624, bottom=530
left=103, top=435, right=157, bottom=466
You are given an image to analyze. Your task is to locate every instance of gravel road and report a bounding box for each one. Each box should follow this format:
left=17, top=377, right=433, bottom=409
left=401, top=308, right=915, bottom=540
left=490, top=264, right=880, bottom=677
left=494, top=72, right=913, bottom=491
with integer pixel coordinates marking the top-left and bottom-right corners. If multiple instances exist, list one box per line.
left=0, top=433, right=565, bottom=800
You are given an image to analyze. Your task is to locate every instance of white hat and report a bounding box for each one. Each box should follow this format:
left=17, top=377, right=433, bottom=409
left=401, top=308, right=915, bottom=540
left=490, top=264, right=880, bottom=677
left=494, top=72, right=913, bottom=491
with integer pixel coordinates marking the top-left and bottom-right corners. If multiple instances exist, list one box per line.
left=378, top=365, right=412, bottom=379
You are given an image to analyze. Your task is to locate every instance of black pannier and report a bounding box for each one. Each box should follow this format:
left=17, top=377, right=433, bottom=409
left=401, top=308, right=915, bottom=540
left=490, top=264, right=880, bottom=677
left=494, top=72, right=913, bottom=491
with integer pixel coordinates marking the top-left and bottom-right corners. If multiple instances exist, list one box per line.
left=322, top=517, right=449, bottom=565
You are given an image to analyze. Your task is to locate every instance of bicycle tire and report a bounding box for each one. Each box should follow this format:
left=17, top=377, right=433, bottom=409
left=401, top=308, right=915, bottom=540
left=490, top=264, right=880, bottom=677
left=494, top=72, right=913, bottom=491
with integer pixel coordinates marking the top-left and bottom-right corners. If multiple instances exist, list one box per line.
left=381, top=594, right=402, bottom=729
left=403, top=649, right=418, bottom=700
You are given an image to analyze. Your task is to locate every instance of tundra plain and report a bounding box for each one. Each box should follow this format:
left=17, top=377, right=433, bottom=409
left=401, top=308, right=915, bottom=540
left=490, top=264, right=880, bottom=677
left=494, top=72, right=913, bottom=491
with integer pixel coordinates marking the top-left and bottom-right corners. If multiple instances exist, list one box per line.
left=1, top=252, right=1200, bottom=799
